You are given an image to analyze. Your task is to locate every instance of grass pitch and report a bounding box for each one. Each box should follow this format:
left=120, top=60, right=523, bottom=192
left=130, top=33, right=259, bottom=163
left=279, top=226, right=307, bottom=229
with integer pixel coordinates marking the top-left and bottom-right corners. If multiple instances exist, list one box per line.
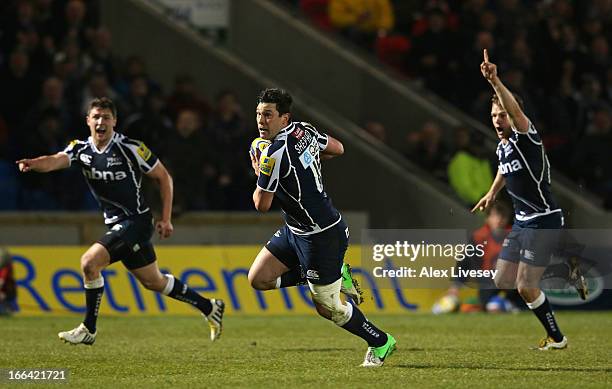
left=1, top=312, right=610, bottom=388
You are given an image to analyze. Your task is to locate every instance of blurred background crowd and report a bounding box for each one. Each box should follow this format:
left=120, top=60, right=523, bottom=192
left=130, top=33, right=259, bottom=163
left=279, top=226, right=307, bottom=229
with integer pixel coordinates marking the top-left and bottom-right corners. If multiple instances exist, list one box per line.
left=1, top=0, right=611, bottom=213
left=0, top=0, right=253, bottom=213
left=287, top=0, right=612, bottom=208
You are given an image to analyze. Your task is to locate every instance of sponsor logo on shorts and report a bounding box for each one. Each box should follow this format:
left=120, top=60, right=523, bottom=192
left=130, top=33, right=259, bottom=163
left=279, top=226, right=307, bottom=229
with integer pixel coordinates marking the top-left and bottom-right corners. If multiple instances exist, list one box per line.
left=523, top=250, right=535, bottom=260
left=306, top=269, right=319, bottom=280
left=259, top=156, right=276, bottom=176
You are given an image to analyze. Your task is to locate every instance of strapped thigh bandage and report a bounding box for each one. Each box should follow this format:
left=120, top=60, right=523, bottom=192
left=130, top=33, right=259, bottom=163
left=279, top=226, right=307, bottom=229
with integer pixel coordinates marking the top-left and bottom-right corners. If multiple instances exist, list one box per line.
left=309, top=278, right=353, bottom=326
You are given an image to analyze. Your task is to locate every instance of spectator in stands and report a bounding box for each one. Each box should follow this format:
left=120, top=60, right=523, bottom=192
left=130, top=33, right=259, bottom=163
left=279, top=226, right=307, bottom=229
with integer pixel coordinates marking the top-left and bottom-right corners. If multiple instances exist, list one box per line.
left=164, top=109, right=213, bottom=212
left=53, top=0, right=96, bottom=49
left=405, top=120, right=449, bottom=181
left=364, top=120, right=387, bottom=143
left=207, top=90, right=252, bottom=210
left=88, top=26, right=119, bottom=84
left=123, top=90, right=172, bottom=155
left=328, top=0, right=395, bottom=50
left=0, top=247, right=16, bottom=315
left=0, top=49, right=39, bottom=127
left=24, top=76, right=74, bottom=138
left=571, top=106, right=612, bottom=208
left=447, top=126, right=493, bottom=207
left=409, top=7, right=458, bottom=96
left=113, top=56, right=159, bottom=100
left=79, top=71, right=123, bottom=119
left=299, top=0, right=332, bottom=31
left=166, top=73, right=211, bottom=124
left=123, top=75, right=150, bottom=115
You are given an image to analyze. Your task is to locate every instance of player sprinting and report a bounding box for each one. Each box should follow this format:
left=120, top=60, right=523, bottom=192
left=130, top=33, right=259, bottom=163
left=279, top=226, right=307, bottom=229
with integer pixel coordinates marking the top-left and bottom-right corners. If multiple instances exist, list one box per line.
left=247, top=88, right=396, bottom=367
left=473, top=50, right=586, bottom=350
left=17, top=97, right=224, bottom=345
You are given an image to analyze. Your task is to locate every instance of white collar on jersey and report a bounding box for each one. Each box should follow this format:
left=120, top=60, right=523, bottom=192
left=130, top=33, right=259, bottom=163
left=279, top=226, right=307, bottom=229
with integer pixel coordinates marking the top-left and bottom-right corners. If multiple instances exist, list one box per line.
left=89, top=132, right=119, bottom=154
left=274, top=122, right=295, bottom=141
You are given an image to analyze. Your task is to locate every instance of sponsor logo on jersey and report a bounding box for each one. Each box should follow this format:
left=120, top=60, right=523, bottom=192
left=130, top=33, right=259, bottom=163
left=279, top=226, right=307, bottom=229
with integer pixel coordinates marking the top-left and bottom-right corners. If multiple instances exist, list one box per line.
left=499, top=159, right=523, bottom=174
left=291, top=128, right=304, bottom=139
left=137, top=142, right=152, bottom=161
left=106, top=156, right=122, bottom=167
left=79, top=153, right=92, bottom=166
left=84, top=167, right=128, bottom=181
left=299, top=149, right=314, bottom=168
left=259, top=156, right=276, bottom=176
left=294, top=130, right=314, bottom=154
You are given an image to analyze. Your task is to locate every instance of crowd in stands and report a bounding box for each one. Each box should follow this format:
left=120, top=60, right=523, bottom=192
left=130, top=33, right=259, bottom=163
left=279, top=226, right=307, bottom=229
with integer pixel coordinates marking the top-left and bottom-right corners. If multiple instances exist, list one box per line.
left=0, top=0, right=253, bottom=212
left=291, top=0, right=612, bottom=208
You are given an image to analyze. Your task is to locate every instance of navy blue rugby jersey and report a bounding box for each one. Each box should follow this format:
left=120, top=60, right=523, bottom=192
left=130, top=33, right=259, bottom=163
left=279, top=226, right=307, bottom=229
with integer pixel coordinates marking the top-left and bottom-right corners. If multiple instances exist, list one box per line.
left=256, top=121, right=342, bottom=235
left=61, top=132, right=159, bottom=224
left=496, top=121, right=561, bottom=221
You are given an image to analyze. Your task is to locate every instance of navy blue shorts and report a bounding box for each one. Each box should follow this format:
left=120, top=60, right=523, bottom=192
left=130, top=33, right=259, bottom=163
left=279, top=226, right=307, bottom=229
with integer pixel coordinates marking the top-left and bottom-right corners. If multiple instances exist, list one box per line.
left=98, top=212, right=156, bottom=270
left=266, top=219, right=349, bottom=285
left=499, top=212, right=564, bottom=267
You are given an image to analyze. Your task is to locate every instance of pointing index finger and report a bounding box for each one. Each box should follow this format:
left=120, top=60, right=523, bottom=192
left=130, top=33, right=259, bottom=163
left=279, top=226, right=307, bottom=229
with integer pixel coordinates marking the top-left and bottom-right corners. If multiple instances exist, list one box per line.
left=483, top=49, right=489, bottom=63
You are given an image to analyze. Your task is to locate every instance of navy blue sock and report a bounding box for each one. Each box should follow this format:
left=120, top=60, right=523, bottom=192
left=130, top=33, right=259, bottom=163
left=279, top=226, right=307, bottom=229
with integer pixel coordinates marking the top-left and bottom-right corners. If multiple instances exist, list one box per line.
left=341, top=305, right=388, bottom=347
left=165, top=276, right=212, bottom=315
left=279, top=266, right=307, bottom=288
left=528, top=292, right=564, bottom=342
left=83, top=286, right=103, bottom=333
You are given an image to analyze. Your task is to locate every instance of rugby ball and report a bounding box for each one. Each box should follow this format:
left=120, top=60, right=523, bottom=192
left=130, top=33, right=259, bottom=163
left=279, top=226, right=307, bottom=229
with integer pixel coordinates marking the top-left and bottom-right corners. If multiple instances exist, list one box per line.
left=250, top=137, right=271, bottom=160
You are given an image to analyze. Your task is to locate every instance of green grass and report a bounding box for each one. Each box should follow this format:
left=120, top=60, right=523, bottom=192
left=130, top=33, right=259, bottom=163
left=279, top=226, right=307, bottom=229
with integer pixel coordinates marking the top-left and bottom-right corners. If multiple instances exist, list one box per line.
left=1, top=312, right=610, bottom=388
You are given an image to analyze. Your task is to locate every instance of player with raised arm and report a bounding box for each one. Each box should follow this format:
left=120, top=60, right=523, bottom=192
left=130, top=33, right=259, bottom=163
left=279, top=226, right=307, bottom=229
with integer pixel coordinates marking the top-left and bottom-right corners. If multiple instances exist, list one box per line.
left=17, top=97, right=224, bottom=345
left=247, top=88, right=396, bottom=367
left=473, top=50, right=587, bottom=350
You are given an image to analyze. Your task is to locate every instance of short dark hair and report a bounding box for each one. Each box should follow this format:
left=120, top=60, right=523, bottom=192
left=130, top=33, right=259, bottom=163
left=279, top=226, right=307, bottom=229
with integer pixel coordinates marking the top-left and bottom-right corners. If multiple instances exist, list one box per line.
left=491, top=93, right=524, bottom=111
left=257, top=88, right=292, bottom=116
left=88, top=97, right=117, bottom=118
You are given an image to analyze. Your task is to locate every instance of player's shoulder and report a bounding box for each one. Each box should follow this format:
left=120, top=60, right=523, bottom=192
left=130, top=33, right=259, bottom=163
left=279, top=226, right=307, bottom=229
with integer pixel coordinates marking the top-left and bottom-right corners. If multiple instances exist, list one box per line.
left=64, top=138, right=90, bottom=153
left=267, top=137, right=287, bottom=155
left=115, top=132, right=141, bottom=147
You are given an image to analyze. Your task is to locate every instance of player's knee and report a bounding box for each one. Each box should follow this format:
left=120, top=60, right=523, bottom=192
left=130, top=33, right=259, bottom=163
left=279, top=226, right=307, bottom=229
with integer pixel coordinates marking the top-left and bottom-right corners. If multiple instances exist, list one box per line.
left=517, top=286, right=539, bottom=302
left=80, top=255, right=100, bottom=278
left=247, top=268, right=273, bottom=290
left=310, top=280, right=352, bottom=326
left=494, top=276, right=514, bottom=290
left=140, top=277, right=165, bottom=292
left=313, top=300, right=332, bottom=320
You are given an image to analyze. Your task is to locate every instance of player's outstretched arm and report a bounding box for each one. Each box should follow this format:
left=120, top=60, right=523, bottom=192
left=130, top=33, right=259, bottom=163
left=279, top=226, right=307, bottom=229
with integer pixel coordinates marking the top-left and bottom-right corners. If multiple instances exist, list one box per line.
left=480, top=49, right=529, bottom=133
left=471, top=169, right=505, bottom=213
left=16, top=153, right=70, bottom=173
left=146, top=161, right=174, bottom=239
left=320, top=135, right=344, bottom=160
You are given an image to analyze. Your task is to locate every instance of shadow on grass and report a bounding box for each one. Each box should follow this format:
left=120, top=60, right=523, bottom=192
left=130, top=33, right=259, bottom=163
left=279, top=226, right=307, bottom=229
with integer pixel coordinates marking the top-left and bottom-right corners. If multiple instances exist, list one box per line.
left=281, top=348, right=352, bottom=353
left=395, top=364, right=612, bottom=373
